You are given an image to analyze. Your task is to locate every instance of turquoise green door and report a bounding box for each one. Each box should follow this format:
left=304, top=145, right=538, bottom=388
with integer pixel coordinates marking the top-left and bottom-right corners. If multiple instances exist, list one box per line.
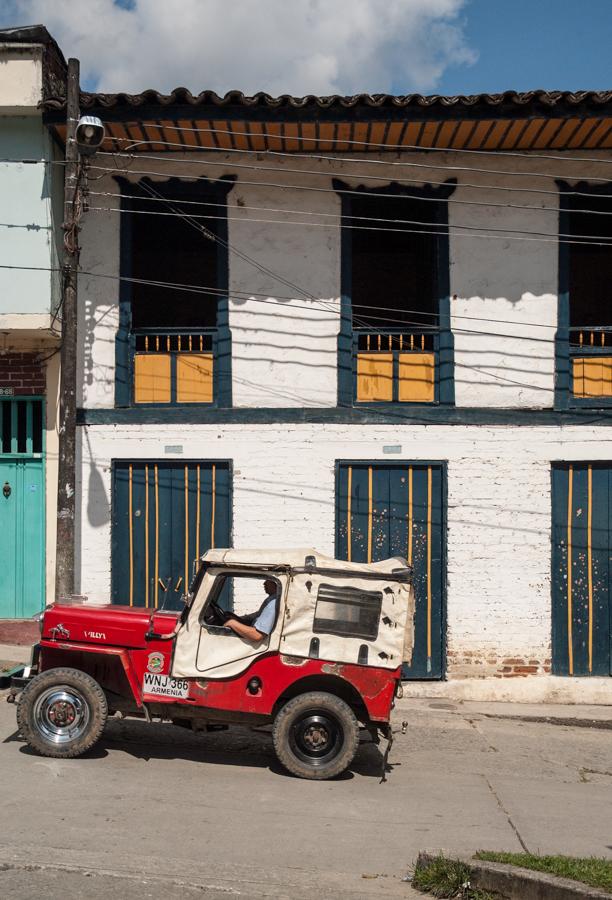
left=336, top=462, right=445, bottom=679
left=111, top=461, right=231, bottom=609
left=0, top=399, right=45, bottom=617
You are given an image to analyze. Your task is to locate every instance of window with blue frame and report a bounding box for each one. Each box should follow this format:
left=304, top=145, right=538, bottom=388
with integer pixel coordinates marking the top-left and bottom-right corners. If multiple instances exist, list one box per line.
left=335, top=180, right=455, bottom=407
left=556, top=183, right=612, bottom=408
left=115, top=176, right=235, bottom=407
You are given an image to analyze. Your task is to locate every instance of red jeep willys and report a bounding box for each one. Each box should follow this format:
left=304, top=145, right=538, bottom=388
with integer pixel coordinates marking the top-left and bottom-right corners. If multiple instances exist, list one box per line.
left=11, top=549, right=415, bottom=779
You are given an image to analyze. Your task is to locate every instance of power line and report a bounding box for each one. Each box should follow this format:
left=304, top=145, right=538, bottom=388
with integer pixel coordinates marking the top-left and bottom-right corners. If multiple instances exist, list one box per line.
left=114, top=125, right=612, bottom=168
left=119, top=173, right=599, bottom=339
left=99, top=142, right=610, bottom=184
left=89, top=186, right=612, bottom=221
left=0, top=262, right=573, bottom=340
left=135, top=178, right=339, bottom=318
left=88, top=203, right=612, bottom=247
left=88, top=159, right=612, bottom=203
left=0, top=265, right=592, bottom=354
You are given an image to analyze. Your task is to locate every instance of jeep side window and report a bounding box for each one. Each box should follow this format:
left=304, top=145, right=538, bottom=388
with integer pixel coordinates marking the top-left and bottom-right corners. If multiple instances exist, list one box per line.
left=200, top=574, right=281, bottom=637
left=313, top=583, right=382, bottom=641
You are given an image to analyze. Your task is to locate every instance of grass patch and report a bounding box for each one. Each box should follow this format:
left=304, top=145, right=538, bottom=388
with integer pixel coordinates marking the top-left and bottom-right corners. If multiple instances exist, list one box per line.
left=475, top=852, right=612, bottom=893
left=411, top=855, right=497, bottom=899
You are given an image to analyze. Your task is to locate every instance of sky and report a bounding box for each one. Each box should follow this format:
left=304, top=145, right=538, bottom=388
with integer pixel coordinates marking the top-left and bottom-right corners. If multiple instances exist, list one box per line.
left=0, top=0, right=610, bottom=96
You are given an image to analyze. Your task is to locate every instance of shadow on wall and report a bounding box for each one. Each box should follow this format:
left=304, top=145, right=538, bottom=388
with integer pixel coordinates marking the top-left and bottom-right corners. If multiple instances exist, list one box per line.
left=88, top=461, right=111, bottom=528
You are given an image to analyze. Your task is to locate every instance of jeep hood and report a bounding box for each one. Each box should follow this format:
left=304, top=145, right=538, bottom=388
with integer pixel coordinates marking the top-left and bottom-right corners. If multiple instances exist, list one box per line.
left=42, top=603, right=178, bottom=649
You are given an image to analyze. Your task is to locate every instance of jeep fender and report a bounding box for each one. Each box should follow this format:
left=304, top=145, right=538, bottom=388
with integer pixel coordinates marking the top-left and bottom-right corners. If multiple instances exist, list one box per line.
left=39, top=641, right=143, bottom=707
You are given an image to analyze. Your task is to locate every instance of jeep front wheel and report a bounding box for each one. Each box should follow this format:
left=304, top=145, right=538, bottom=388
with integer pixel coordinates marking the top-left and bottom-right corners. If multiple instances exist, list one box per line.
left=17, top=668, right=108, bottom=759
left=273, top=691, right=360, bottom=780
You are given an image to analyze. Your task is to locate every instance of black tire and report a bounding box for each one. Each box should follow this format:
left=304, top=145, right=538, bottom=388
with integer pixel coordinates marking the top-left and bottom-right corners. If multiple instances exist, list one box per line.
left=17, top=667, right=108, bottom=759
left=273, top=691, right=360, bottom=780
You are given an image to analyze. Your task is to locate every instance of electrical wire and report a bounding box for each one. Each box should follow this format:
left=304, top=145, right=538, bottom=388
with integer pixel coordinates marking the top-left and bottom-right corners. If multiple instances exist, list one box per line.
left=88, top=186, right=612, bottom=221
left=85, top=187, right=609, bottom=342
left=88, top=203, right=612, bottom=247
left=136, top=178, right=332, bottom=311
left=3, top=151, right=612, bottom=216
left=6, top=257, right=612, bottom=395
left=96, top=148, right=612, bottom=198
left=116, top=121, right=612, bottom=167
left=86, top=159, right=612, bottom=203
left=123, top=168, right=610, bottom=339
left=104, top=141, right=612, bottom=184
left=5, top=262, right=606, bottom=352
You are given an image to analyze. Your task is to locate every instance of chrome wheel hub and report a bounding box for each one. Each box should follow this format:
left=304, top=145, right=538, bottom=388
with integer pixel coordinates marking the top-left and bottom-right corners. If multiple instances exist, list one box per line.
left=33, top=687, right=90, bottom=744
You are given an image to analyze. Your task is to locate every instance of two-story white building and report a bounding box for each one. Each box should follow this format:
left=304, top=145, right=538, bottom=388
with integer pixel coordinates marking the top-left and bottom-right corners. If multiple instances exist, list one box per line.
left=41, top=80, right=612, bottom=700
left=0, top=26, right=64, bottom=626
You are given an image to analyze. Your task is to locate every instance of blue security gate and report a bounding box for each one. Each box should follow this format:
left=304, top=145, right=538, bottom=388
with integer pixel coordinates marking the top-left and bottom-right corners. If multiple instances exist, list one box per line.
left=0, top=399, right=45, bottom=618
left=336, top=462, right=445, bottom=679
left=112, top=461, right=231, bottom=609
left=552, top=463, right=611, bottom=676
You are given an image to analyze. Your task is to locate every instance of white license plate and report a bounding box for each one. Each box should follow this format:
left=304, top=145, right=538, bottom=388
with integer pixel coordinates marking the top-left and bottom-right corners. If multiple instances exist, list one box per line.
left=143, top=673, right=189, bottom=699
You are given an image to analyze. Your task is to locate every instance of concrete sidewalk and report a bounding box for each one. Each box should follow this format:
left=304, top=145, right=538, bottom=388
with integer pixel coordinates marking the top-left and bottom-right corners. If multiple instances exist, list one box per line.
left=396, top=695, right=612, bottom=725
left=0, top=642, right=30, bottom=661
left=3, top=639, right=609, bottom=724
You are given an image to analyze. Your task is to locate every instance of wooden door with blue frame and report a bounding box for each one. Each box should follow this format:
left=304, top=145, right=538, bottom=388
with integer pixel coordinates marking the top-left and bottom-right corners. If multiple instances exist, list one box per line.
left=112, top=460, right=231, bottom=609
left=336, top=461, right=445, bottom=678
left=552, top=463, right=611, bottom=676
left=0, top=399, right=45, bottom=618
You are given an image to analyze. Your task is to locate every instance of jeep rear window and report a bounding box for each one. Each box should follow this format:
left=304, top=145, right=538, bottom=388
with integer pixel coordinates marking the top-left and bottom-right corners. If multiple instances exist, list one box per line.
left=313, top=583, right=382, bottom=641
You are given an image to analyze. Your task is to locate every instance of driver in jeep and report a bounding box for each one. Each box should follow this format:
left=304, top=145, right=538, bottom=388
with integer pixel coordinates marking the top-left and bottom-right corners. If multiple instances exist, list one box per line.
left=223, top=578, right=279, bottom=642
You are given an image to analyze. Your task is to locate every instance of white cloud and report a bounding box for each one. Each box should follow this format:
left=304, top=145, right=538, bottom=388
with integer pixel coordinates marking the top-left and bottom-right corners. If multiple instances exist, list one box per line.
left=3, top=0, right=477, bottom=95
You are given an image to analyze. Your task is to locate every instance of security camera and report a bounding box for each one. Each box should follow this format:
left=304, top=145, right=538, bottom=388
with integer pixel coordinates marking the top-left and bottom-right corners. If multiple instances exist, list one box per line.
left=75, top=115, right=105, bottom=155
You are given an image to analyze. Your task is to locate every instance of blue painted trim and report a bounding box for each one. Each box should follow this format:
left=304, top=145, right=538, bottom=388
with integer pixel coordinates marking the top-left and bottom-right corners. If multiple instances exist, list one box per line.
left=555, top=179, right=612, bottom=410
left=551, top=462, right=612, bottom=676
left=214, top=188, right=232, bottom=407
left=337, top=189, right=353, bottom=407
left=110, top=458, right=234, bottom=607
left=114, top=175, right=236, bottom=409
left=115, top=185, right=132, bottom=407
left=555, top=188, right=570, bottom=410
left=334, top=459, right=448, bottom=681
left=333, top=178, right=456, bottom=408
left=435, top=197, right=455, bottom=406
left=77, top=405, right=612, bottom=426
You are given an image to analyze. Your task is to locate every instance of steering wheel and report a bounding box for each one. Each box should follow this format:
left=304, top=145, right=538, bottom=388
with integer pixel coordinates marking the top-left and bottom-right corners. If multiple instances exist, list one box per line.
left=207, top=602, right=231, bottom=625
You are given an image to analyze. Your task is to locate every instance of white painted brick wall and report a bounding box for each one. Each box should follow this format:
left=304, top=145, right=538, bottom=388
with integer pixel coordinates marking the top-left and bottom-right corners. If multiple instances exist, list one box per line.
left=78, top=423, right=612, bottom=677
left=78, top=149, right=611, bottom=410
left=75, top=149, right=612, bottom=698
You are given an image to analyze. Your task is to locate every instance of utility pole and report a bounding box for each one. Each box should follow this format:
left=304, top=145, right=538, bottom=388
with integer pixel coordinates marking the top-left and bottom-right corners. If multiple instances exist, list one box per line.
left=55, top=57, right=81, bottom=600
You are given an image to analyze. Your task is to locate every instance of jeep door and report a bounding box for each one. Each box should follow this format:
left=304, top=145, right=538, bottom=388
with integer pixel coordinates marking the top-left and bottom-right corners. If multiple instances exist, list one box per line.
left=172, top=569, right=285, bottom=679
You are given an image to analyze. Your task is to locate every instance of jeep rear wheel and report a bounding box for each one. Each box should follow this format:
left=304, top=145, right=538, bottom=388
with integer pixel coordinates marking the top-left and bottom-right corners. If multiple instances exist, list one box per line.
left=273, top=691, right=359, bottom=780
left=17, top=668, right=108, bottom=759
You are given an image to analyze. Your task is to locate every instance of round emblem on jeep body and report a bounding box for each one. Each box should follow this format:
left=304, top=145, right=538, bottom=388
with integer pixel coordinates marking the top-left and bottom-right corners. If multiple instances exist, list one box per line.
left=147, top=652, right=165, bottom=673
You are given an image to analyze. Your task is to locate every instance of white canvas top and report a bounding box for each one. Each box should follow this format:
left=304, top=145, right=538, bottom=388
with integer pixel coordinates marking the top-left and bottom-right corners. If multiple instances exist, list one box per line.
left=201, top=547, right=408, bottom=575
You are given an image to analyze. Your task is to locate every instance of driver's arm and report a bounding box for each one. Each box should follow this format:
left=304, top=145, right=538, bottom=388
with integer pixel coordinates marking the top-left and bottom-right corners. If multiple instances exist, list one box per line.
left=225, top=617, right=266, bottom=642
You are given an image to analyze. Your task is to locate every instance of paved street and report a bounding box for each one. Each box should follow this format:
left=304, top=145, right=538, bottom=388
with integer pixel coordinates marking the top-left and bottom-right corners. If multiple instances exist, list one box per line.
left=1, top=690, right=611, bottom=899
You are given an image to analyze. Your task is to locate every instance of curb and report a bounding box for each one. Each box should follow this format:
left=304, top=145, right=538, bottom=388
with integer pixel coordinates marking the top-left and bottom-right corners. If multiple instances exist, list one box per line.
left=416, top=853, right=612, bottom=899
left=394, top=699, right=612, bottom=731
left=480, top=714, right=612, bottom=731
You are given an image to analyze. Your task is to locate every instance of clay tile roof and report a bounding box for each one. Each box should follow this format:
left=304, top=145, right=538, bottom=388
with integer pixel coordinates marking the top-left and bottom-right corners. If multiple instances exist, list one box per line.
left=44, top=88, right=612, bottom=114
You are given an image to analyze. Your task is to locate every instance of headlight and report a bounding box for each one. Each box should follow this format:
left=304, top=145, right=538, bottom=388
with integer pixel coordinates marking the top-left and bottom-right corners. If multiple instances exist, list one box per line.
left=31, top=610, right=45, bottom=634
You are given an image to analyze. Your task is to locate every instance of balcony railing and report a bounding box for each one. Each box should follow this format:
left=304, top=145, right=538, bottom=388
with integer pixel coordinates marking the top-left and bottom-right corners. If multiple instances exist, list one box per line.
left=132, top=328, right=217, bottom=404
left=353, top=328, right=438, bottom=403
left=569, top=327, right=612, bottom=399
